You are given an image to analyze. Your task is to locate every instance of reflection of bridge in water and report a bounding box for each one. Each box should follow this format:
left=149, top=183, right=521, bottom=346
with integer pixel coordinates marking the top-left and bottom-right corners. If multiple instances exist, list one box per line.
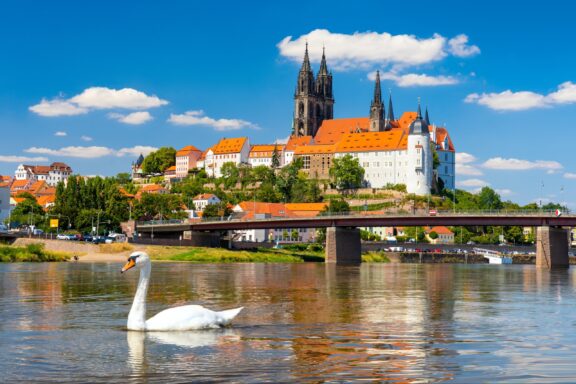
left=135, top=211, right=576, bottom=269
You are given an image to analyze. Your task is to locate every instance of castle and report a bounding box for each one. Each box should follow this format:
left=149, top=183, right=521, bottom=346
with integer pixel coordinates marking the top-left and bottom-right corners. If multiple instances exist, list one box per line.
left=289, top=45, right=455, bottom=195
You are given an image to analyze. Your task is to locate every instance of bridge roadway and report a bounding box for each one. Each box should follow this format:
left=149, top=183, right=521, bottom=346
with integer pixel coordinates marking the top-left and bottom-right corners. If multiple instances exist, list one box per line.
left=135, top=212, right=575, bottom=268
left=136, top=212, right=576, bottom=232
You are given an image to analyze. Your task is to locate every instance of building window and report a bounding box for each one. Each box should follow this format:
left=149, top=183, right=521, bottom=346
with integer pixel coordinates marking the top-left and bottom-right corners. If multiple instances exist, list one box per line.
left=302, top=156, right=310, bottom=169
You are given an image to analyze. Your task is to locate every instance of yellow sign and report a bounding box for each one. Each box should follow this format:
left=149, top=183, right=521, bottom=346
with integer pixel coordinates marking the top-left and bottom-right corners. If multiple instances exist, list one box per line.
left=50, top=219, right=59, bottom=228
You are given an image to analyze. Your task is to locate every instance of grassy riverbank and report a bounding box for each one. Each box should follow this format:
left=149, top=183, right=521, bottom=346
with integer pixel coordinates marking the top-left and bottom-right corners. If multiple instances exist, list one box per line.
left=0, top=244, right=71, bottom=262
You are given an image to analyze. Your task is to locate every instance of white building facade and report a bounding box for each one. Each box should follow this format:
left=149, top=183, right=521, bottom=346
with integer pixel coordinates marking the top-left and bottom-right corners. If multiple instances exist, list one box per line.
left=15, top=162, right=72, bottom=186
left=204, top=137, right=250, bottom=178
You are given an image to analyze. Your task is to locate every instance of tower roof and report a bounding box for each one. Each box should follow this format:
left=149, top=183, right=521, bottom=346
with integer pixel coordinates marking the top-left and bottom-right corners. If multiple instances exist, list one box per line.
left=300, top=42, right=312, bottom=73
left=318, top=46, right=328, bottom=76
left=372, top=70, right=382, bottom=104
left=385, top=92, right=395, bottom=129
left=425, top=107, right=430, bottom=125
left=409, top=99, right=430, bottom=135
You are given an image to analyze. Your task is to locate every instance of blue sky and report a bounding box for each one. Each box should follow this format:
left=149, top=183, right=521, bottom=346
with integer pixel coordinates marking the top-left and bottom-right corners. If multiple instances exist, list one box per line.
left=1, top=0, right=575, bottom=207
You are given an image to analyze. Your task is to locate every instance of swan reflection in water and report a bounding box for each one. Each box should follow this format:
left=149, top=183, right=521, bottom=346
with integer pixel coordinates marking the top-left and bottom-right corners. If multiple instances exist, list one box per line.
left=127, top=329, right=241, bottom=373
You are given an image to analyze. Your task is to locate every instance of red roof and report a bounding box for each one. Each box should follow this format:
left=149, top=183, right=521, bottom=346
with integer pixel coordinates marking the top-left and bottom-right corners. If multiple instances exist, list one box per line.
left=285, top=135, right=314, bottom=151
left=314, top=118, right=370, bottom=145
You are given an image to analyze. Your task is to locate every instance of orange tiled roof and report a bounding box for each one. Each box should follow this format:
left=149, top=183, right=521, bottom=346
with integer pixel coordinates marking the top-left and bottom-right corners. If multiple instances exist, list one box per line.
left=249, top=144, right=284, bottom=158
left=285, top=135, right=313, bottom=151
left=0, top=182, right=9, bottom=188
left=10, top=180, right=29, bottom=191
left=294, top=144, right=336, bottom=155
left=335, top=130, right=408, bottom=152
left=426, top=226, right=453, bottom=235
left=396, top=112, right=419, bottom=130
left=119, top=188, right=135, bottom=198
left=12, top=197, right=27, bottom=204
left=176, top=145, right=202, bottom=156
left=37, top=195, right=56, bottom=206
left=237, top=201, right=294, bottom=218
left=435, top=127, right=455, bottom=151
left=141, top=184, right=165, bottom=192
left=165, top=165, right=176, bottom=172
left=193, top=193, right=216, bottom=200
left=314, top=118, right=370, bottom=144
left=284, top=202, right=327, bottom=217
left=213, top=137, right=247, bottom=154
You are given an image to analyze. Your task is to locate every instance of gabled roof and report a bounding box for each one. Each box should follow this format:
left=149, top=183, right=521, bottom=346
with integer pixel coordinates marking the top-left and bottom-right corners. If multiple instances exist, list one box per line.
left=314, top=118, right=370, bottom=144
left=294, top=144, right=336, bottom=155
left=285, top=135, right=313, bottom=151
left=212, top=137, right=248, bottom=154
left=249, top=144, right=284, bottom=158
left=335, top=130, right=407, bottom=153
left=140, top=184, right=165, bottom=192
left=193, top=193, right=218, bottom=201
left=10, top=179, right=29, bottom=191
left=176, top=145, right=202, bottom=156
left=37, top=195, right=56, bottom=207
left=434, top=127, right=455, bottom=151
left=426, top=226, right=454, bottom=235
left=236, top=201, right=293, bottom=218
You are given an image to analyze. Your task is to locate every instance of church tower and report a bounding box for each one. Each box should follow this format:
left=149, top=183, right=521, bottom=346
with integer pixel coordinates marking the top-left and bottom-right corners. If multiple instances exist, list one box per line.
left=293, top=45, right=333, bottom=137
left=407, top=100, right=432, bottom=195
left=369, top=70, right=384, bottom=132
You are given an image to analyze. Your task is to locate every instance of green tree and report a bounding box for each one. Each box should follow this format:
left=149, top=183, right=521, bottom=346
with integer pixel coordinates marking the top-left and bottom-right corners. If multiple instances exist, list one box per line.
left=220, top=162, right=239, bottom=189
left=478, top=187, right=503, bottom=210
left=504, top=226, right=524, bottom=244
left=9, top=193, right=45, bottom=228
left=428, top=231, right=439, bottom=240
left=329, top=154, right=365, bottom=191
left=142, top=147, right=176, bottom=174
left=403, top=227, right=426, bottom=242
left=276, top=158, right=303, bottom=201
left=202, top=202, right=232, bottom=219
left=271, top=145, right=281, bottom=169
left=114, top=172, right=132, bottom=184
left=133, top=193, right=184, bottom=221
left=322, top=198, right=350, bottom=215
left=251, top=165, right=275, bottom=184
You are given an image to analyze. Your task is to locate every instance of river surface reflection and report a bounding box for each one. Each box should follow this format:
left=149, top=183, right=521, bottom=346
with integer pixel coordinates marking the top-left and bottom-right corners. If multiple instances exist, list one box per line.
left=1, top=262, right=576, bottom=383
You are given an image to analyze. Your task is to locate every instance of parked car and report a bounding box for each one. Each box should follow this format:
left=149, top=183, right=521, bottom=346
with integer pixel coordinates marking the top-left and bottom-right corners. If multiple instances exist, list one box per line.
left=83, top=234, right=93, bottom=242
left=56, top=233, right=69, bottom=240
left=92, top=236, right=107, bottom=244
left=32, top=228, right=44, bottom=235
left=105, top=233, right=127, bottom=243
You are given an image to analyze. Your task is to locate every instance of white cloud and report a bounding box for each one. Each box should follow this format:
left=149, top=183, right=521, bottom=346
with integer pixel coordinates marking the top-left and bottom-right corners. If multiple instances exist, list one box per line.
left=109, top=111, right=153, bottom=125
left=25, top=146, right=115, bottom=158
left=448, top=34, right=481, bottom=57
left=81, top=135, right=93, bottom=142
left=564, top=172, right=576, bottom=179
left=24, top=145, right=158, bottom=159
left=370, top=71, right=458, bottom=87
left=482, top=157, right=563, bottom=171
left=117, top=146, right=157, bottom=157
left=277, top=29, right=478, bottom=70
left=54, top=131, right=67, bottom=137
left=70, top=87, right=167, bottom=109
left=456, top=152, right=476, bottom=164
left=30, top=87, right=168, bottom=117
left=465, top=91, right=546, bottom=111
left=29, top=99, right=88, bottom=117
left=457, top=178, right=489, bottom=188
left=495, top=188, right=514, bottom=197
left=0, top=155, right=49, bottom=163
left=465, top=81, right=576, bottom=111
left=168, top=110, right=259, bottom=131
left=455, top=152, right=482, bottom=176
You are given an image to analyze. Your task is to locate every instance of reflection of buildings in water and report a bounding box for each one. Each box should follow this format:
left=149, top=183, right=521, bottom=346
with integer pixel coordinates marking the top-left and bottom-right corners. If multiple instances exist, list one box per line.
left=12, top=263, right=64, bottom=331
left=126, top=329, right=240, bottom=376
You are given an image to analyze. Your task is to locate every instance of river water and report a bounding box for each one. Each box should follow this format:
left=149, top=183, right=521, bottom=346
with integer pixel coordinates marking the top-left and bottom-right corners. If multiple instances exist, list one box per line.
left=1, top=262, right=576, bottom=383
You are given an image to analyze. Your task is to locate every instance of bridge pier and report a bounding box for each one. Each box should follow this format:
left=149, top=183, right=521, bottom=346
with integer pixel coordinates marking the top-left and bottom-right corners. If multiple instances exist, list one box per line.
left=325, top=227, right=361, bottom=265
left=536, top=226, right=570, bottom=269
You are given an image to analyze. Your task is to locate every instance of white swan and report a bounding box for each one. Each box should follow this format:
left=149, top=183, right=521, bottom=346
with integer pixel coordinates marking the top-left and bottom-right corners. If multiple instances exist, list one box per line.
left=121, top=251, right=243, bottom=331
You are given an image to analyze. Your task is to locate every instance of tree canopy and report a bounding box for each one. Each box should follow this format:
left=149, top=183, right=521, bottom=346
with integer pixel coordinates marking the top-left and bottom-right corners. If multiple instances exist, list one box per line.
left=330, top=154, right=365, bottom=191
left=141, top=147, right=176, bottom=174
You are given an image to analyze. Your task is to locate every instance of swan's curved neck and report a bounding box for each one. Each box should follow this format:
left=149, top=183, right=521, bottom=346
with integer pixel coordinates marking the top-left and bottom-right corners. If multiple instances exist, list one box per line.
left=128, top=262, right=151, bottom=330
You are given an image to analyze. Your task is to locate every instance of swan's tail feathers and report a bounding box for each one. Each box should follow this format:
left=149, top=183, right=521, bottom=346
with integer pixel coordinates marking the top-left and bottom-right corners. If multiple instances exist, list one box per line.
left=218, top=307, right=244, bottom=326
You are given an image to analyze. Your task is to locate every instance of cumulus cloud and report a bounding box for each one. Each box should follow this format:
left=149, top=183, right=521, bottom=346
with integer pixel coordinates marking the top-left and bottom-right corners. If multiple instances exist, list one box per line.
left=457, top=178, right=489, bottom=188
left=455, top=152, right=483, bottom=176
left=482, top=157, right=563, bottom=171
left=369, top=71, right=458, bottom=87
left=109, top=111, right=153, bottom=125
left=117, top=145, right=157, bottom=157
left=168, top=110, right=259, bottom=131
left=448, top=34, right=481, bottom=57
left=564, top=172, right=576, bottom=179
left=25, top=146, right=115, bottom=158
left=277, top=29, right=478, bottom=70
left=495, top=188, right=514, bottom=196
left=54, top=131, right=67, bottom=137
left=24, top=145, right=157, bottom=159
left=81, top=135, right=93, bottom=142
left=30, top=87, right=168, bottom=117
left=465, top=81, right=576, bottom=111
left=29, top=99, right=88, bottom=117
left=0, top=155, right=49, bottom=163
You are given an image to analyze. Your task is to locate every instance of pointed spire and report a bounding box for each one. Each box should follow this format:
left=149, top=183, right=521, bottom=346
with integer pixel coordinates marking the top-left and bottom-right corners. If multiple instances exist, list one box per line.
left=301, top=42, right=312, bottom=72
left=425, top=107, right=430, bottom=125
left=318, top=46, right=328, bottom=76
left=386, top=90, right=395, bottom=126
left=373, top=70, right=382, bottom=104
left=417, top=97, right=422, bottom=119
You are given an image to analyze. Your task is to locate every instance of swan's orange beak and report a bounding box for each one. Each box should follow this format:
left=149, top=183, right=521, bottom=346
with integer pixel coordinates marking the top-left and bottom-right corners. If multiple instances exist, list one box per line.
left=121, top=258, right=136, bottom=273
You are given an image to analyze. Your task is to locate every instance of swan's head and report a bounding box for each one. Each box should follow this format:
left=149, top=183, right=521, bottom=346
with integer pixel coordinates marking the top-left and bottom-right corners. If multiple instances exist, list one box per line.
left=121, top=251, right=150, bottom=273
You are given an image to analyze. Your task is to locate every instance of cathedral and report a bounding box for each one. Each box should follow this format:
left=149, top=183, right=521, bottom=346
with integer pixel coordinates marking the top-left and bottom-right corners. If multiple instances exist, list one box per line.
left=288, top=46, right=456, bottom=195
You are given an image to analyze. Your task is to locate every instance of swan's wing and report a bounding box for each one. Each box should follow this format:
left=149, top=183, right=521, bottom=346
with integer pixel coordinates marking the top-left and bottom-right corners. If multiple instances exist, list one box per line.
left=145, top=305, right=242, bottom=331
